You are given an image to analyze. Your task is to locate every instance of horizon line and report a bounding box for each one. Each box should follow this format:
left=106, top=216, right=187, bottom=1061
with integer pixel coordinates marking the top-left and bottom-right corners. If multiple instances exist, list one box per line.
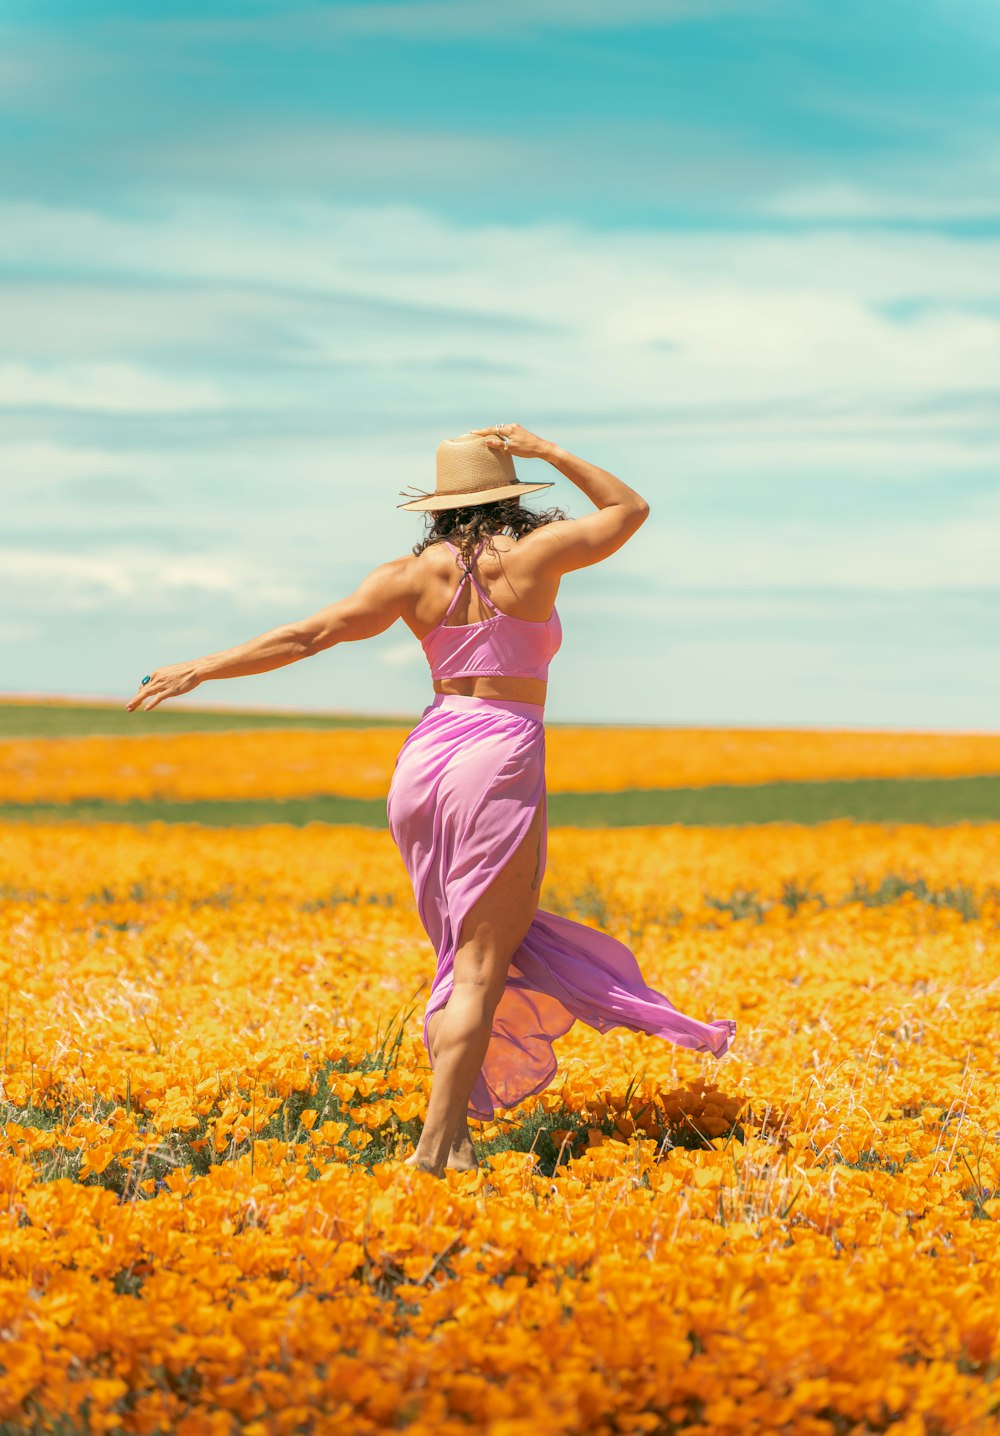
left=1, top=692, right=997, bottom=737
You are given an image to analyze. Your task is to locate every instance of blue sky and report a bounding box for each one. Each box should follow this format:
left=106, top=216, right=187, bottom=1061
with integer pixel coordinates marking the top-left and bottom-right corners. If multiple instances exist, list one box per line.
left=2, top=0, right=999, bottom=726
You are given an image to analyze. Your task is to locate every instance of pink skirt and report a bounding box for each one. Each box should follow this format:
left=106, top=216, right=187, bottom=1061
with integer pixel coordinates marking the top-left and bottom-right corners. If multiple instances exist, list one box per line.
left=386, top=692, right=736, bottom=1121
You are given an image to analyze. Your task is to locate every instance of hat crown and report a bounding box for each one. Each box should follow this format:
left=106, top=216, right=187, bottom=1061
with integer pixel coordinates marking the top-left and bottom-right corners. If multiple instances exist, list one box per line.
left=435, top=432, right=516, bottom=496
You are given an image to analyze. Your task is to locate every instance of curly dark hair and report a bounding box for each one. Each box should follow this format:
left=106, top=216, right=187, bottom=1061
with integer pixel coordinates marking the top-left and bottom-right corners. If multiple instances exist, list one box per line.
left=410, top=496, right=570, bottom=566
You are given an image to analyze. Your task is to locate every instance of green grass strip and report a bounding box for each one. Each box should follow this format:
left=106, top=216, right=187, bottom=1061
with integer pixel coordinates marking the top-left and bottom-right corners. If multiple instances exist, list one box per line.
left=1, top=774, right=999, bottom=827
left=0, top=701, right=416, bottom=738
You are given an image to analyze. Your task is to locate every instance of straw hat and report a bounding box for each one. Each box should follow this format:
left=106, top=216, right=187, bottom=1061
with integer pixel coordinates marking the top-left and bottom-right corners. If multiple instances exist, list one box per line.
left=396, top=431, right=555, bottom=511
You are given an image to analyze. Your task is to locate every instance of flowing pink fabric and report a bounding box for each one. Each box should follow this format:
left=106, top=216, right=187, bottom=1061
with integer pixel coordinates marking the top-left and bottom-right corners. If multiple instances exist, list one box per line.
left=382, top=695, right=735, bottom=1120
left=387, top=691, right=736, bottom=1121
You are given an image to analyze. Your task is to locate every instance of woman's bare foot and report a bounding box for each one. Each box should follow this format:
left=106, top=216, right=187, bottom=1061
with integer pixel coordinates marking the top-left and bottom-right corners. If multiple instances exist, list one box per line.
left=445, top=1133, right=479, bottom=1171
left=443, top=1117, right=479, bottom=1171
left=403, top=1120, right=478, bottom=1175
left=403, top=1153, right=445, bottom=1178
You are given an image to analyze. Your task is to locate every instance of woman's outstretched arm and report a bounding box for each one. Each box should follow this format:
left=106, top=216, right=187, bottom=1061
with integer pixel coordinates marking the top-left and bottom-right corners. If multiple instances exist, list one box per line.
left=126, top=557, right=411, bottom=713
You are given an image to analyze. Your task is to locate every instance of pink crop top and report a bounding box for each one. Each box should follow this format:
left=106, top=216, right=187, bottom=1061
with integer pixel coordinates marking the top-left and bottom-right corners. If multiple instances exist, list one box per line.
left=421, top=539, right=562, bottom=682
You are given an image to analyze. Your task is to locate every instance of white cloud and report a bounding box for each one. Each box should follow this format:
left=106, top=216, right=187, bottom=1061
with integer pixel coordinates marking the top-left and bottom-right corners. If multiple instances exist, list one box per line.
left=1, top=552, right=134, bottom=598
left=0, top=441, right=139, bottom=486
left=0, top=548, right=307, bottom=611
left=353, top=0, right=770, bottom=31
left=335, top=0, right=773, bottom=31
left=0, top=43, right=109, bottom=102
left=158, top=124, right=529, bottom=193
left=0, top=280, right=298, bottom=361
left=0, top=362, right=224, bottom=414
left=126, top=0, right=775, bottom=45
left=645, top=501, right=1000, bottom=593
left=762, top=180, right=1000, bottom=222
left=557, top=486, right=1000, bottom=599
left=1, top=195, right=998, bottom=725
left=760, top=132, right=1000, bottom=223
left=3, top=199, right=1000, bottom=445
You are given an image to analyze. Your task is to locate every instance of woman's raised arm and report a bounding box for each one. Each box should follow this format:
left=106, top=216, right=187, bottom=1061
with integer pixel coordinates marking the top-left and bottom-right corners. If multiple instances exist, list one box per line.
left=471, top=423, right=649, bottom=576
left=126, top=557, right=411, bottom=713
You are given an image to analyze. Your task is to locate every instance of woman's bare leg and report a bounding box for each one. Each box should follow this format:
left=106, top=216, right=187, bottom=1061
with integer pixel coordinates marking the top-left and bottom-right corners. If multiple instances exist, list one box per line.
left=406, top=795, right=544, bottom=1176
left=426, top=1007, right=477, bottom=1169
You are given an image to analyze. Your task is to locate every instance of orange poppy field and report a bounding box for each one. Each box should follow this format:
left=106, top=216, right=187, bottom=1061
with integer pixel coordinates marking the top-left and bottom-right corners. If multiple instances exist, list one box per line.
left=1, top=709, right=1000, bottom=1436
left=1, top=716, right=999, bottom=1432
left=3, top=722, right=1000, bottom=803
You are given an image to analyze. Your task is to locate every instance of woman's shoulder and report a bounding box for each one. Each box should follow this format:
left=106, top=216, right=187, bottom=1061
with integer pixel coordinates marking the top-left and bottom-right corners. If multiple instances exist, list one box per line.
left=405, top=526, right=570, bottom=571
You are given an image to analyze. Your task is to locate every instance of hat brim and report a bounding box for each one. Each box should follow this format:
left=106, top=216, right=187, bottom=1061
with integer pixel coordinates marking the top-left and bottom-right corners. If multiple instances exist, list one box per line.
left=397, top=480, right=555, bottom=512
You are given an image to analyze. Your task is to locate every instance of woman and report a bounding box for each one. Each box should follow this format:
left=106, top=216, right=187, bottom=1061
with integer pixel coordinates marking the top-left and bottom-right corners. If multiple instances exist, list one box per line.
left=127, top=423, right=736, bottom=1178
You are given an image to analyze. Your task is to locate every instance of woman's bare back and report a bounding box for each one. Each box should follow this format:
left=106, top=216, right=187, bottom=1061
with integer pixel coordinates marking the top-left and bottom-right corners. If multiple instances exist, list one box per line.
left=404, top=532, right=561, bottom=707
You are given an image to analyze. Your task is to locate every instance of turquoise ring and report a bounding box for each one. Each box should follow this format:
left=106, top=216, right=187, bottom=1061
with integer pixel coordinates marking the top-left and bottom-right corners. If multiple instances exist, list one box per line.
left=141, top=675, right=151, bottom=685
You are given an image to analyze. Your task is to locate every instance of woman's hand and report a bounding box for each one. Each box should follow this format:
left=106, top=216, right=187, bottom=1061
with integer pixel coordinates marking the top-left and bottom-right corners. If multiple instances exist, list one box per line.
left=126, top=661, right=204, bottom=713
left=470, top=423, right=553, bottom=461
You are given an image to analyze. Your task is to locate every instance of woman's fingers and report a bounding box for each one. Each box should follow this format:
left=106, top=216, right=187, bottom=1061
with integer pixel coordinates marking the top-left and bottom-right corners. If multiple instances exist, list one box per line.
left=470, top=425, right=509, bottom=449
left=127, top=689, right=159, bottom=713
left=469, top=423, right=542, bottom=457
left=128, top=680, right=170, bottom=713
left=125, top=661, right=201, bottom=712
left=126, top=673, right=157, bottom=712
left=470, top=424, right=519, bottom=438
